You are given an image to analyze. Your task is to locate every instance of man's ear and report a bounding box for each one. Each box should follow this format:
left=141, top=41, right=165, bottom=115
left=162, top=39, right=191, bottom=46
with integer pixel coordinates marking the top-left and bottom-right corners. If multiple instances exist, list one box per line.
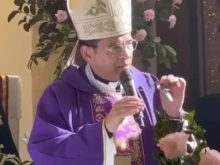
left=80, top=45, right=93, bottom=63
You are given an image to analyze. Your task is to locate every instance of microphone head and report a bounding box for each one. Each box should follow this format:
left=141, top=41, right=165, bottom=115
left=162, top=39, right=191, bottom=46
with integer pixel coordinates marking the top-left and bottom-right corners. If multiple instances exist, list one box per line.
left=119, top=70, right=133, bottom=83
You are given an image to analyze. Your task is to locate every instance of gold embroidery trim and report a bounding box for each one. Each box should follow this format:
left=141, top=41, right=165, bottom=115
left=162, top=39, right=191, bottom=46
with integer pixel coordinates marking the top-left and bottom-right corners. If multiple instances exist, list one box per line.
left=130, top=136, right=145, bottom=165
left=82, top=18, right=129, bottom=36
left=91, top=94, right=107, bottom=122
left=1, top=76, right=8, bottom=116
left=90, top=94, right=109, bottom=165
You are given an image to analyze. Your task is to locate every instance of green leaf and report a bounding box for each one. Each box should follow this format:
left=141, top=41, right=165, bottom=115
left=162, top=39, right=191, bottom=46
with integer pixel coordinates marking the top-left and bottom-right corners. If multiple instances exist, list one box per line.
left=164, top=58, right=171, bottom=68
left=29, top=15, right=43, bottom=27
left=23, top=5, right=29, bottom=14
left=33, top=58, right=38, bottom=65
left=8, top=10, right=20, bottom=22
left=23, top=23, right=30, bottom=32
left=39, top=35, right=50, bottom=43
left=18, top=4, right=24, bottom=11
left=37, top=0, right=45, bottom=8
left=157, top=54, right=166, bottom=64
left=14, top=0, right=25, bottom=6
left=36, top=42, right=44, bottom=47
left=44, top=23, right=57, bottom=34
left=187, top=110, right=195, bottom=122
left=157, top=0, right=173, bottom=21
left=141, top=58, right=151, bottom=67
left=154, top=37, right=161, bottom=43
left=27, top=0, right=35, bottom=4
left=37, top=8, right=44, bottom=15
left=30, top=3, right=36, bottom=15
left=169, top=55, right=177, bottom=63
left=143, top=43, right=156, bottom=59
left=164, top=45, right=177, bottom=56
left=164, top=45, right=177, bottom=63
left=18, top=16, right=27, bottom=25
left=132, top=17, right=145, bottom=29
left=51, top=33, right=64, bottom=43
left=156, top=43, right=167, bottom=57
left=27, top=59, right=33, bottom=69
left=38, top=22, right=47, bottom=35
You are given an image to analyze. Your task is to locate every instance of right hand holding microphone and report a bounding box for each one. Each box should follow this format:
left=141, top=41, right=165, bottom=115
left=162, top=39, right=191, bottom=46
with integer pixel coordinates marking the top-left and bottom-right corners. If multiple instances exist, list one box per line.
left=104, top=96, right=144, bottom=134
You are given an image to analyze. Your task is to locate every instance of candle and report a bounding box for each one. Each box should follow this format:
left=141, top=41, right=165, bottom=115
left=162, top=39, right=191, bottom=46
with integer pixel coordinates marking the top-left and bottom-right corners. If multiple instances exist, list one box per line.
left=114, top=141, right=131, bottom=165
left=114, top=153, right=131, bottom=165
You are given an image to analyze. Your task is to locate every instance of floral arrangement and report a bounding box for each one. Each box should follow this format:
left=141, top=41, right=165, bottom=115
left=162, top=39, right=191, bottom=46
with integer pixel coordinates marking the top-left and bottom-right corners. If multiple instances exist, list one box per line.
left=8, top=0, right=181, bottom=77
left=154, top=110, right=220, bottom=165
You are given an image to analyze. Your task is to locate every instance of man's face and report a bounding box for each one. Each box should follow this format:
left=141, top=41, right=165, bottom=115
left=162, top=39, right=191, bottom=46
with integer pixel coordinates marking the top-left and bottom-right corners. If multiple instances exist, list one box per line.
left=81, top=33, right=137, bottom=81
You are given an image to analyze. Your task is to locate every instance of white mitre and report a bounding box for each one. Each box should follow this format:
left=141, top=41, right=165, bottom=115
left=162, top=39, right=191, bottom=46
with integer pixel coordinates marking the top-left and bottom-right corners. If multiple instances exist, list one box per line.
left=66, top=0, right=132, bottom=40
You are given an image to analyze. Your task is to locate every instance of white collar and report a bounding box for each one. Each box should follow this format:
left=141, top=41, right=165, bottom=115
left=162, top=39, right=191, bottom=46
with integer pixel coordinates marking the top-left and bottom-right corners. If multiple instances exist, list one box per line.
left=85, top=64, right=122, bottom=93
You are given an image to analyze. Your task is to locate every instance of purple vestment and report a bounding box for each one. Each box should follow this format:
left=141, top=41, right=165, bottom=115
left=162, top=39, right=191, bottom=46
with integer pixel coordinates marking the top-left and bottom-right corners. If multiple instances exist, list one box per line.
left=28, top=65, right=161, bottom=165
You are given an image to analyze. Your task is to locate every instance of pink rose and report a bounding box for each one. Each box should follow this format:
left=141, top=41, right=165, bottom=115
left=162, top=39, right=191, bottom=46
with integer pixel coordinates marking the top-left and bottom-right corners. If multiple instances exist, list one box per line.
left=144, top=9, right=155, bottom=21
left=168, top=15, right=176, bottom=28
left=199, top=148, right=220, bottom=165
left=55, top=10, right=68, bottom=23
left=133, top=29, right=147, bottom=41
left=157, top=132, right=189, bottom=160
left=173, top=0, right=182, bottom=5
left=136, top=0, right=147, bottom=2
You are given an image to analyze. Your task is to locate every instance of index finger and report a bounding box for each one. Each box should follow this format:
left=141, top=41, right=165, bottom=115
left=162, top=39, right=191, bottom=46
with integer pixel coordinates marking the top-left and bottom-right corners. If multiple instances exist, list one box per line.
left=120, top=96, right=143, bottom=102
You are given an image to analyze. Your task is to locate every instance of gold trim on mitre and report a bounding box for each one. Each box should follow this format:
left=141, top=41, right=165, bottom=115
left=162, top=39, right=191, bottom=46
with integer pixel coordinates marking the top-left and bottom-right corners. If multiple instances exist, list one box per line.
left=67, top=0, right=132, bottom=40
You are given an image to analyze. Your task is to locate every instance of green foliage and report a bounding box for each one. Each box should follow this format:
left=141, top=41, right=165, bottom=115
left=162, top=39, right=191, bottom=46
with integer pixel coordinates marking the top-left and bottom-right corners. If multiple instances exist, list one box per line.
left=8, top=0, right=76, bottom=74
left=8, top=0, right=182, bottom=77
left=132, top=0, right=180, bottom=69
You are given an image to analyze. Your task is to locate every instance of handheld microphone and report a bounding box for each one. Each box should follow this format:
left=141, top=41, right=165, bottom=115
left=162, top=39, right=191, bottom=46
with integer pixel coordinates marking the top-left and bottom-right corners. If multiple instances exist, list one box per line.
left=119, top=70, right=145, bottom=127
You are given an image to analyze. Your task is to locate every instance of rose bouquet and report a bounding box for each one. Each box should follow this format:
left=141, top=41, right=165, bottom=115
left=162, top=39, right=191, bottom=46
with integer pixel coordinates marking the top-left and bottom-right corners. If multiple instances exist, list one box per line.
left=154, top=110, right=220, bottom=165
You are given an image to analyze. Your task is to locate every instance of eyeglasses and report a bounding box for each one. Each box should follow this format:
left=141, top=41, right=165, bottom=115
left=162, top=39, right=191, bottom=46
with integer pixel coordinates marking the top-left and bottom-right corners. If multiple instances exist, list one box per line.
left=79, top=40, right=138, bottom=56
left=106, top=40, right=138, bottom=56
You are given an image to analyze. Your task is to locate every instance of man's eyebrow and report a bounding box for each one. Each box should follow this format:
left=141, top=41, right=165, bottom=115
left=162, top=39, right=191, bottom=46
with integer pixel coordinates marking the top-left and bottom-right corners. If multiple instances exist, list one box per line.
left=107, top=42, right=119, bottom=47
left=107, top=39, right=134, bottom=47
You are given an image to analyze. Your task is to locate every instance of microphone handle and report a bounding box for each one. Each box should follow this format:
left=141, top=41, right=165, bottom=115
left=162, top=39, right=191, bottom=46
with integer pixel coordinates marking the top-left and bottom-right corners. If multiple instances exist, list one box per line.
left=134, top=112, right=145, bottom=127
left=135, top=88, right=145, bottom=127
left=121, top=80, right=145, bottom=127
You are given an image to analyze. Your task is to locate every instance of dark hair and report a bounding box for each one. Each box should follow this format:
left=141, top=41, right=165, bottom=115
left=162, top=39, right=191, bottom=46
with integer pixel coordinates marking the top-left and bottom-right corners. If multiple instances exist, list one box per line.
left=78, top=39, right=101, bottom=48
left=74, top=39, right=101, bottom=66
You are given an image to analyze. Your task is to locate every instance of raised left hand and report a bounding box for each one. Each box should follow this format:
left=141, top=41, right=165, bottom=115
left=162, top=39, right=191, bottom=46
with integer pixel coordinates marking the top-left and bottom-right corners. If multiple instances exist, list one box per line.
left=159, top=74, right=186, bottom=118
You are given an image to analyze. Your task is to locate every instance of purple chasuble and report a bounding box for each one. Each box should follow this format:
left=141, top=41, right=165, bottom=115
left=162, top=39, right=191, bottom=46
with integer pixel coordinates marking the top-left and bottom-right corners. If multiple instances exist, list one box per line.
left=28, top=65, right=161, bottom=165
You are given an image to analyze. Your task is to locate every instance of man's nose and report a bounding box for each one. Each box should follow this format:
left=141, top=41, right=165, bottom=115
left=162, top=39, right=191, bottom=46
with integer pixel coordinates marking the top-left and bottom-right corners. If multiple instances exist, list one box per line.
left=119, top=48, right=132, bottom=59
